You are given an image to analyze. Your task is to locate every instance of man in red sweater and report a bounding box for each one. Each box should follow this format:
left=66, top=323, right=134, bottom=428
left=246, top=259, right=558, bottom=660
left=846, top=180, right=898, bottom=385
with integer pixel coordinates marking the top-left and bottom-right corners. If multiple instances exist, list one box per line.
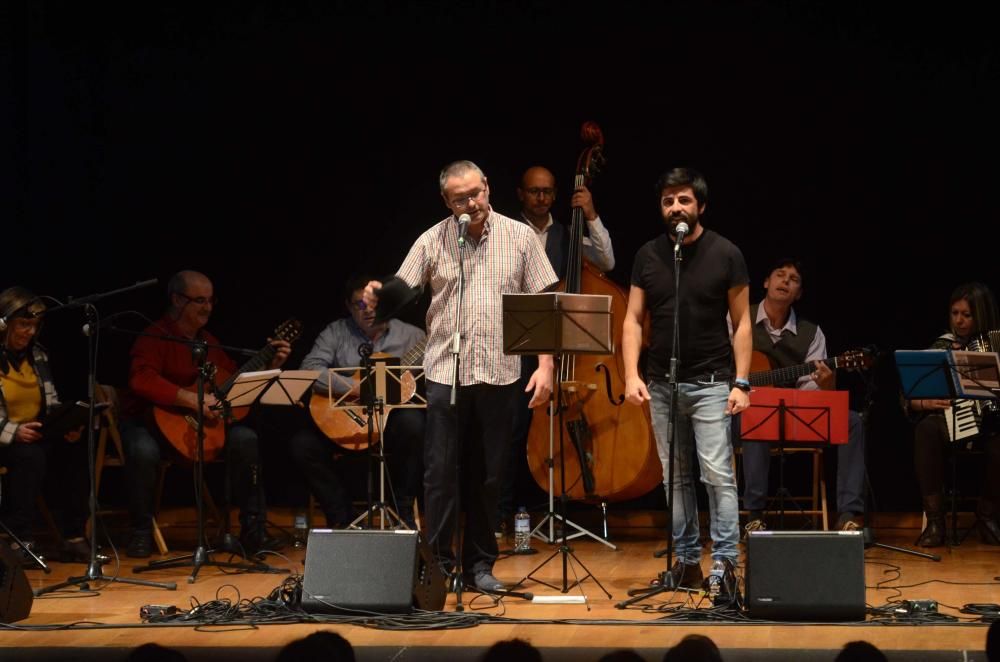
left=121, top=270, right=290, bottom=558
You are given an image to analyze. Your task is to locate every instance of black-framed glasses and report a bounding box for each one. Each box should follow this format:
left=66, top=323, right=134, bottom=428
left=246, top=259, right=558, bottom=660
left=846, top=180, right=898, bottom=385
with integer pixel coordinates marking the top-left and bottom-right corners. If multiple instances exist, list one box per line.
left=524, top=187, right=555, bottom=198
left=448, top=188, right=486, bottom=211
left=177, top=293, right=217, bottom=306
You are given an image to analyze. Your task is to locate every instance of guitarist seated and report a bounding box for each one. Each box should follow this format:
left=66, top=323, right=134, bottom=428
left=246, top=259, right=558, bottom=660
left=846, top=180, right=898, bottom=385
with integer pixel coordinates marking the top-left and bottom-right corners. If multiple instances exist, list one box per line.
left=735, top=258, right=866, bottom=535
left=290, top=274, right=426, bottom=529
left=120, top=270, right=290, bottom=558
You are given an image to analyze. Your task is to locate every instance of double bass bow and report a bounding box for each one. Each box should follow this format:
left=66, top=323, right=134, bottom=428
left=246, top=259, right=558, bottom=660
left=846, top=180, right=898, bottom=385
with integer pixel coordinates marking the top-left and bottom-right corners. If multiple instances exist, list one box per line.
left=525, top=122, right=661, bottom=503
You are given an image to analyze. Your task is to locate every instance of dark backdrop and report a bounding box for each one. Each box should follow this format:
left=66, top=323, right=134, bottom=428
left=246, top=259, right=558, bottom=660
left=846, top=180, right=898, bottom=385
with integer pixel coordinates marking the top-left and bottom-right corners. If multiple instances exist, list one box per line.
left=5, top=1, right=999, bottom=513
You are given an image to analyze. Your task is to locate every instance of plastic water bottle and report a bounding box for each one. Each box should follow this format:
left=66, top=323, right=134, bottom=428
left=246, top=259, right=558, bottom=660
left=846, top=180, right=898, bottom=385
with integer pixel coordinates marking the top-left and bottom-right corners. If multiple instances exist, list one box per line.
left=514, top=507, right=532, bottom=553
left=706, top=559, right=725, bottom=597
left=293, top=512, right=309, bottom=549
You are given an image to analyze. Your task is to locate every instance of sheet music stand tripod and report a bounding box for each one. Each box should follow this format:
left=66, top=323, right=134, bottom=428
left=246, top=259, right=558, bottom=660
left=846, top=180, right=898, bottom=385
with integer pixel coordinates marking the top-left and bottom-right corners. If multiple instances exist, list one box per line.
left=503, top=292, right=614, bottom=599
left=325, top=355, right=427, bottom=531
left=896, top=349, right=1000, bottom=548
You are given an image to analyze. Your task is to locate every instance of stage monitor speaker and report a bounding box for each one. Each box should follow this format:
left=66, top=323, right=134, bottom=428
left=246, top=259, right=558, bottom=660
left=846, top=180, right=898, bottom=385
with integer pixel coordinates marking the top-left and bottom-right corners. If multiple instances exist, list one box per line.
left=0, top=543, right=33, bottom=623
left=746, top=530, right=865, bottom=621
left=301, top=529, right=446, bottom=614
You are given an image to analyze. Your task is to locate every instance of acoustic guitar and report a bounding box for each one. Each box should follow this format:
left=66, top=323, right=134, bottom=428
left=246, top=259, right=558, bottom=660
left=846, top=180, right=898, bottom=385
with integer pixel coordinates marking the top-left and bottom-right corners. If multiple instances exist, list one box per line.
left=309, top=338, right=426, bottom=451
left=749, top=348, right=872, bottom=387
left=153, top=318, right=302, bottom=462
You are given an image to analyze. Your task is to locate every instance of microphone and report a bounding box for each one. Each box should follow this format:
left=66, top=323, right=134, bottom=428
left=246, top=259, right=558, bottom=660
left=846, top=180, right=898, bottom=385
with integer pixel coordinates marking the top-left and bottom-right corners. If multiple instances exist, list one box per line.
left=673, top=221, right=689, bottom=255
left=457, top=213, right=471, bottom=246
left=483, top=587, right=534, bottom=601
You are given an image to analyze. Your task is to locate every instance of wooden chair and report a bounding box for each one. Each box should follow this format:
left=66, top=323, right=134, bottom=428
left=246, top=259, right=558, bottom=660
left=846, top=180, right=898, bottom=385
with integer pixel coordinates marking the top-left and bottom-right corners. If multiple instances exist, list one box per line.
left=735, top=444, right=829, bottom=531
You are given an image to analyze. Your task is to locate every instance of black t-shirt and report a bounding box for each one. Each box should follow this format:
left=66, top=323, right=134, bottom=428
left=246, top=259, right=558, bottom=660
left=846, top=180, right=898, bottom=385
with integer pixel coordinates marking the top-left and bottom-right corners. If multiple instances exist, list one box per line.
left=631, top=228, right=749, bottom=382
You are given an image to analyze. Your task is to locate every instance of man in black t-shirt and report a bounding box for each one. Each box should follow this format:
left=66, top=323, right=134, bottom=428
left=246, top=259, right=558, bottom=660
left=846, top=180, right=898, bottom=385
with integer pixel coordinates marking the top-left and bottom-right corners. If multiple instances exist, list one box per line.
left=623, top=168, right=752, bottom=598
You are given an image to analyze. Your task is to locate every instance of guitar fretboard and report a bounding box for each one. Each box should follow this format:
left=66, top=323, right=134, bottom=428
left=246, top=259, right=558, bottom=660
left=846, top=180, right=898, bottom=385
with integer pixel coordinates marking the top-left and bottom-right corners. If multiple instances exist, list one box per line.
left=749, top=356, right=838, bottom=387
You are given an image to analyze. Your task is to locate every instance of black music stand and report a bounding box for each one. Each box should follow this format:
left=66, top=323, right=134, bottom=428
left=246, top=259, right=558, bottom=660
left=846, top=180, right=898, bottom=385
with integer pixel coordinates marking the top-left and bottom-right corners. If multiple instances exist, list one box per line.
left=503, top=292, right=614, bottom=600
left=740, top=387, right=848, bottom=530
left=896, top=349, right=1000, bottom=547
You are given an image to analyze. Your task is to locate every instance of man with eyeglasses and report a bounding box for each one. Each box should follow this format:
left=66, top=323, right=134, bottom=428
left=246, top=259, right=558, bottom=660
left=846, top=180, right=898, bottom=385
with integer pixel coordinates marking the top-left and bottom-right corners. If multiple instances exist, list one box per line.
left=288, top=274, right=426, bottom=530
left=120, top=270, right=291, bottom=558
left=363, top=160, right=558, bottom=593
left=496, top=165, right=618, bottom=535
left=516, top=165, right=615, bottom=277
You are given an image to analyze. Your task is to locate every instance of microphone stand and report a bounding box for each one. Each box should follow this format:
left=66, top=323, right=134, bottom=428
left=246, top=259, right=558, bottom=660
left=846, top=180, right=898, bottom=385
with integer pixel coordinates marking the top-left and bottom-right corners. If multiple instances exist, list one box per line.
left=34, top=280, right=177, bottom=596
left=617, top=230, right=686, bottom=608
left=132, top=340, right=281, bottom=583
left=449, top=222, right=467, bottom=611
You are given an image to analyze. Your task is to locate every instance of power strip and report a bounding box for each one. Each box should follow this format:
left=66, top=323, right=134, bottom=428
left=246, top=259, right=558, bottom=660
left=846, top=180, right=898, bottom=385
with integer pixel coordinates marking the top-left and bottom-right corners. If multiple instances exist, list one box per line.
left=532, top=595, right=587, bottom=604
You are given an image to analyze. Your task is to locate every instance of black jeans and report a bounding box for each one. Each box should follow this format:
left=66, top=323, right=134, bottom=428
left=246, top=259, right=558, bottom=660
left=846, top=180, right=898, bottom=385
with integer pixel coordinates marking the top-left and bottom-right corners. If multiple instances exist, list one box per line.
left=0, top=436, right=89, bottom=541
left=423, top=380, right=519, bottom=576
left=120, top=418, right=263, bottom=534
left=288, top=407, right=425, bottom=526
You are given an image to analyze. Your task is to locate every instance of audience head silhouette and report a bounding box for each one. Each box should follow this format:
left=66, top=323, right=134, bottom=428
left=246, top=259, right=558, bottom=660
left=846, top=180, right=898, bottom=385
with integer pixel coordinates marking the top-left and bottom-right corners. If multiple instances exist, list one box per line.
left=276, top=631, right=355, bottom=662
left=835, top=640, right=888, bottom=662
left=481, top=638, right=543, bottom=662
left=663, top=634, right=723, bottom=662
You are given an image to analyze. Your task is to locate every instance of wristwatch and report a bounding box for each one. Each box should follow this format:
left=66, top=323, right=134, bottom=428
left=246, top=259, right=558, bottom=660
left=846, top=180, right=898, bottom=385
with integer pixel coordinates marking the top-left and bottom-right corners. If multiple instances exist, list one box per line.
left=733, top=378, right=751, bottom=393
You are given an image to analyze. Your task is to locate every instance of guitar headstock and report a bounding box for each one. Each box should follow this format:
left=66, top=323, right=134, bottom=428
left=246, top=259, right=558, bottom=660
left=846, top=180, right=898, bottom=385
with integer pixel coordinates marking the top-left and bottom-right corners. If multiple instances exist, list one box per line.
left=274, top=318, right=303, bottom=344
left=839, top=348, right=873, bottom=372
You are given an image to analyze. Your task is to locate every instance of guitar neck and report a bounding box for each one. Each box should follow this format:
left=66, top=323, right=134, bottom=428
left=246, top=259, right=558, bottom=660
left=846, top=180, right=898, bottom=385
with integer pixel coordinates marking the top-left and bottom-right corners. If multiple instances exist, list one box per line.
left=750, top=356, right=837, bottom=387
left=401, top=338, right=427, bottom=366
left=218, top=343, right=276, bottom=395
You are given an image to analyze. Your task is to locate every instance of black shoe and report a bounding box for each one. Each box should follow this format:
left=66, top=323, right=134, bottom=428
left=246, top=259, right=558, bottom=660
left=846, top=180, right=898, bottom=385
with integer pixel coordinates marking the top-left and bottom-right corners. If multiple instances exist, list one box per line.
left=126, top=531, right=153, bottom=559
left=471, top=570, right=505, bottom=592
left=976, top=517, right=1000, bottom=545
left=656, top=560, right=704, bottom=590
left=916, top=518, right=945, bottom=547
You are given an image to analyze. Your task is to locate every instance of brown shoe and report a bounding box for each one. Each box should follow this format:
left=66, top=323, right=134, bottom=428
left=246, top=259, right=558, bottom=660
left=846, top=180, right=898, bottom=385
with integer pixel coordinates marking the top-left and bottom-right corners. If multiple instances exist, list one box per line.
left=656, top=560, right=704, bottom=590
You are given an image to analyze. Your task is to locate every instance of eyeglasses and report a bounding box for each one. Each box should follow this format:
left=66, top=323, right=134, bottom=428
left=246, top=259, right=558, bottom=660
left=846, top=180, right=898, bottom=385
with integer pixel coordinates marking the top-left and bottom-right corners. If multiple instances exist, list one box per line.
left=177, top=293, right=217, bottom=306
left=448, top=188, right=486, bottom=211
left=524, top=187, right=555, bottom=198
left=350, top=300, right=370, bottom=312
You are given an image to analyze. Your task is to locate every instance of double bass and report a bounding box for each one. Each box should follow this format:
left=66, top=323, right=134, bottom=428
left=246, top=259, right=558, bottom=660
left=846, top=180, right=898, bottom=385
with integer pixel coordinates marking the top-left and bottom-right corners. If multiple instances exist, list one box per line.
left=525, top=122, right=661, bottom=503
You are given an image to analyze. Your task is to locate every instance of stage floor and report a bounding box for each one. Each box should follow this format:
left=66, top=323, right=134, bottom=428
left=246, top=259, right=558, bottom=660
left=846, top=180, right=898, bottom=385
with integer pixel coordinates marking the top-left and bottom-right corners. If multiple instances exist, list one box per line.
left=2, top=510, right=996, bottom=661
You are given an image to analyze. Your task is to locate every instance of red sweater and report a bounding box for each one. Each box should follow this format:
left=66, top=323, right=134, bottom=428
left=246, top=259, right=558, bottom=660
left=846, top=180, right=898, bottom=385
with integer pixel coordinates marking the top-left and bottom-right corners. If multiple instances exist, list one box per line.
left=124, top=315, right=238, bottom=418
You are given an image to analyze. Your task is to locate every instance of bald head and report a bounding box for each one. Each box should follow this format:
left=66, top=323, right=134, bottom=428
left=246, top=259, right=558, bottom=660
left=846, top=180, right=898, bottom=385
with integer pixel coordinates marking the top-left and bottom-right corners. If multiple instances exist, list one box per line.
left=517, top=166, right=557, bottom=229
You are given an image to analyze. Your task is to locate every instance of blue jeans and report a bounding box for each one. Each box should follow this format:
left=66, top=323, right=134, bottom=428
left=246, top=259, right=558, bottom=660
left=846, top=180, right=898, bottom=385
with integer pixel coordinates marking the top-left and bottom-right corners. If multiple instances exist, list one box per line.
left=648, top=380, right=739, bottom=565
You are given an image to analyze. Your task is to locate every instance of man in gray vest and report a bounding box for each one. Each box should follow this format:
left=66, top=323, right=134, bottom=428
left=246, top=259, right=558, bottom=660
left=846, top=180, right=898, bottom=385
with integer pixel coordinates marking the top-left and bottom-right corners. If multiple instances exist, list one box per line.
left=740, top=258, right=866, bottom=534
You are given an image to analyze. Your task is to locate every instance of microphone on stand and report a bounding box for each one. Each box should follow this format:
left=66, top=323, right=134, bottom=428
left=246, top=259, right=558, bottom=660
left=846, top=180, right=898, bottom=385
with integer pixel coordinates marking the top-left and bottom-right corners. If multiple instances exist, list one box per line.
left=457, top=213, right=471, bottom=246
left=673, top=221, right=689, bottom=256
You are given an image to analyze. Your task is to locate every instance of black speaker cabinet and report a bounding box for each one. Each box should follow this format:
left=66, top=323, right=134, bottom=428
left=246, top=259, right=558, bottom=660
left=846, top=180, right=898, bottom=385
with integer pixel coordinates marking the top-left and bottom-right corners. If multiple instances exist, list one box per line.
left=301, top=529, right=445, bottom=614
left=746, top=530, right=866, bottom=621
left=0, top=543, right=33, bottom=623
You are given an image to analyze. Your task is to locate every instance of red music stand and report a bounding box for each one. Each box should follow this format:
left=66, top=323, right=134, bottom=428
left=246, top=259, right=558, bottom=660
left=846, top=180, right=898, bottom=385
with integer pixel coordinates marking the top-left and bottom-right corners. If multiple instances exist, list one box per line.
left=741, top=387, right=849, bottom=529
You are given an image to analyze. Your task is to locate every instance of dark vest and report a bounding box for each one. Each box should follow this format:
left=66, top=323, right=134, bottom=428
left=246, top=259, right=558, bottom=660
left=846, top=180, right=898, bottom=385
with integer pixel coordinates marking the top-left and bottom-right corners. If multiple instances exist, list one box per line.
left=542, top=221, right=570, bottom=280
left=518, top=215, right=569, bottom=280
left=751, top=303, right=818, bottom=385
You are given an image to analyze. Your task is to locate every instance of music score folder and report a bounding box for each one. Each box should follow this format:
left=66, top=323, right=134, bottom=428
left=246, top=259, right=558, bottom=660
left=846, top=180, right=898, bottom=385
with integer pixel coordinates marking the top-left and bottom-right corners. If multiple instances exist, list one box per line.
left=740, top=387, right=849, bottom=445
